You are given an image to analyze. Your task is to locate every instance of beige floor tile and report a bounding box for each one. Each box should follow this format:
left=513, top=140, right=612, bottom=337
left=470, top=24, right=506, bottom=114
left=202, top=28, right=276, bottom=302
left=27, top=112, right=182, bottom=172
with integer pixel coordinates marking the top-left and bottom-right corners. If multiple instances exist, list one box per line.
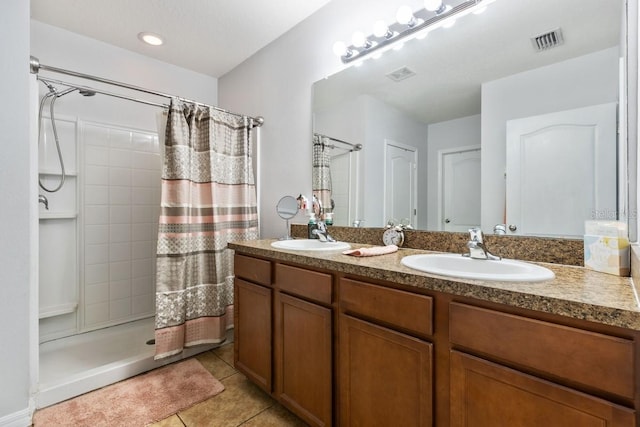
left=240, top=404, right=309, bottom=426
left=149, top=414, right=185, bottom=427
left=213, top=342, right=234, bottom=367
left=196, top=351, right=236, bottom=380
left=178, top=372, right=275, bottom=427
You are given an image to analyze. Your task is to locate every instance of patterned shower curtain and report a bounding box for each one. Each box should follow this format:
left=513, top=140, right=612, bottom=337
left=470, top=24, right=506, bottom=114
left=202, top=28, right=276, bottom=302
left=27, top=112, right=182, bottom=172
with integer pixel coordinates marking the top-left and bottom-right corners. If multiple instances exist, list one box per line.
left=312, top=134, right=333, bottom=213
left=154, top=99, right=258, bottom=360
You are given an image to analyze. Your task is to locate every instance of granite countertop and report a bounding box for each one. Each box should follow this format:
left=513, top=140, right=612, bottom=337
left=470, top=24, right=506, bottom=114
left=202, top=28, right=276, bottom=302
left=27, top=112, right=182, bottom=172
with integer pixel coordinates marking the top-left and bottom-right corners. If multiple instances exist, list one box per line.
left=229, top=239, right=640, bottom=331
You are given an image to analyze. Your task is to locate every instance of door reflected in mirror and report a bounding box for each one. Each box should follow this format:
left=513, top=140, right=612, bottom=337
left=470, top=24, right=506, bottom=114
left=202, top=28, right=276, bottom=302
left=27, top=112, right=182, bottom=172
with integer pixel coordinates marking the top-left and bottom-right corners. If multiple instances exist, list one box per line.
left=312, top=0, right=628, bottom=238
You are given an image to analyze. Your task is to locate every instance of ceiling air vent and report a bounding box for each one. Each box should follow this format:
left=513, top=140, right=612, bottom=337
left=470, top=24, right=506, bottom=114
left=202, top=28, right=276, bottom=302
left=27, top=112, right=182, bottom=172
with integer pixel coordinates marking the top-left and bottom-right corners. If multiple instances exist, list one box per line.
left=386, top=66, right=416, bottom=82
left=531, top=28, right=564, bottom=52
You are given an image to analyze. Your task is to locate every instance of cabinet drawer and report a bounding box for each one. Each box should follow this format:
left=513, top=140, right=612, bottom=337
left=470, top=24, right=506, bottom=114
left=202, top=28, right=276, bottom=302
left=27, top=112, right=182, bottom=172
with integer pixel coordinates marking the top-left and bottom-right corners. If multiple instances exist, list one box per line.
left=340, top=278, right=433, bottom=338
left=449, top=302, right=635, bottom=399
left=235, top=254, right=271, bottom=286
left=275, top=263, right=332, bottom=305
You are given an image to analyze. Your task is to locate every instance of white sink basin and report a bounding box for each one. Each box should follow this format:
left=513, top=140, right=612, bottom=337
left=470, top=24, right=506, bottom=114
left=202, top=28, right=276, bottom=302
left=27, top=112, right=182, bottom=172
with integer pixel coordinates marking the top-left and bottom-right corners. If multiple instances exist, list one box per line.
left=401, top=253, right=555, bottom=282
left=271, top=239, right=351, bottom=251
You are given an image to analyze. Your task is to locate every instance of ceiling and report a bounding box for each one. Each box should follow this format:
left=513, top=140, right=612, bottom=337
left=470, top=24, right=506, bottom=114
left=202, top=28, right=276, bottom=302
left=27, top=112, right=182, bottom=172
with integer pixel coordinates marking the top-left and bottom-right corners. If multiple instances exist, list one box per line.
left=313, top=0, right=622, bottom=124
left=30, top=0, right=331, bottom=78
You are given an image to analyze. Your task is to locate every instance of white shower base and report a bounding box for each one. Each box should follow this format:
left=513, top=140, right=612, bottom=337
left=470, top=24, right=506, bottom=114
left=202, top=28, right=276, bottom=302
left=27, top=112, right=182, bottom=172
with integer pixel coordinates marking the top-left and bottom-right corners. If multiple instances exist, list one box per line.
left=38, top=317, right=228, bottom=408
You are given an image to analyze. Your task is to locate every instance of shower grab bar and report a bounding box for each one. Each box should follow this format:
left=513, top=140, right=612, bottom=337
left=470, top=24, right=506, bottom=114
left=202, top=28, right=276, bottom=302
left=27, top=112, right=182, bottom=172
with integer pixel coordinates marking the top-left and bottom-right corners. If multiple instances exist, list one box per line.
left=30, top=55, right=264, bottom=128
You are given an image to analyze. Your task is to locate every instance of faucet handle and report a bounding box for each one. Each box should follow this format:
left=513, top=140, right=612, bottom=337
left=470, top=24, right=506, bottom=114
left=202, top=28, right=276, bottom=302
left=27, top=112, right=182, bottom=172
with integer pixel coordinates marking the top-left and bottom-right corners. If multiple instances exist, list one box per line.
left=468, top=227, right=484, bottom=243
left=493, top=224, right=507, bottom=235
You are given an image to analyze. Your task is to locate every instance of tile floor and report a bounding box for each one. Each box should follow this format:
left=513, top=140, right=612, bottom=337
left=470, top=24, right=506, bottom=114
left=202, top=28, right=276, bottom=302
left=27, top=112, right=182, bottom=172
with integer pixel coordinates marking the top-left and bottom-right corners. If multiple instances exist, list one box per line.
left=150, top=343, right=308, bottom=427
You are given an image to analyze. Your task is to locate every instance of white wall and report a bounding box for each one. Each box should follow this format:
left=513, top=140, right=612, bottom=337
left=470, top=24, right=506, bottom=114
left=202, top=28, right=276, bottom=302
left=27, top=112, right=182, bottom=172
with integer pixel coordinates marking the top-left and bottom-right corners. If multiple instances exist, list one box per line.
left=481, top=47, right=620, bottom=232
left=426, top=115, right=481, bottom=230
left=31, top=21, right=218, bottom=130
left=314, top=95, right=365, bottom=148
left=219, top=0, right=428, bottom=237
left=0, top=1, right=35, bottom=425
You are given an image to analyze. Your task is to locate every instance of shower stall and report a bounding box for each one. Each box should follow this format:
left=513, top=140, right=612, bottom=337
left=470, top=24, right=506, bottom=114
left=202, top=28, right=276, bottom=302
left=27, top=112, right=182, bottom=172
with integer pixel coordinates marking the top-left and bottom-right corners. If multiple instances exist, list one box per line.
left=32, top=61, right=255, bottom=408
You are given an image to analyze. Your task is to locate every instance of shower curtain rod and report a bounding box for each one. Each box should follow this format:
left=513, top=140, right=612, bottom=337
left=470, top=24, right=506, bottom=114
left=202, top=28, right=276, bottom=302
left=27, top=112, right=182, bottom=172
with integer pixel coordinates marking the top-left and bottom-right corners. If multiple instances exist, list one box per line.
left=29, top=55, right=264, bottom=128
left=314, top=133, right=362, bottom=151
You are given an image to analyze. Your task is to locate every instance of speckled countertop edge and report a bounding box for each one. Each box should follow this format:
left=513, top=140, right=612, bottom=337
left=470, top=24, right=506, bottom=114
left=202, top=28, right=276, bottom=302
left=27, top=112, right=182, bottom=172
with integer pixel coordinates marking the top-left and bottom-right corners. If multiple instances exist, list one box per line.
left=229, top=239, right=640, bottom=331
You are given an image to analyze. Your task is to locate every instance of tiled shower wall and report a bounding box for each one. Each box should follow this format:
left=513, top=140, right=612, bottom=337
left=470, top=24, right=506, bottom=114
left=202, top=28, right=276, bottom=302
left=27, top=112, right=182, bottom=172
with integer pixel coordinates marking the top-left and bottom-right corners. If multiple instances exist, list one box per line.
left=82, top=122, right=160, bottom=330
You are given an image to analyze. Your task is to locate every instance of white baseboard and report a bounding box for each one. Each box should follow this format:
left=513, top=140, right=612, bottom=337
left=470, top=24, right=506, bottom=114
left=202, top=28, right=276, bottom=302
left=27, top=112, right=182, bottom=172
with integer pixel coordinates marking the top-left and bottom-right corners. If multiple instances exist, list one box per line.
left=0, top=407, right=32, bottom=427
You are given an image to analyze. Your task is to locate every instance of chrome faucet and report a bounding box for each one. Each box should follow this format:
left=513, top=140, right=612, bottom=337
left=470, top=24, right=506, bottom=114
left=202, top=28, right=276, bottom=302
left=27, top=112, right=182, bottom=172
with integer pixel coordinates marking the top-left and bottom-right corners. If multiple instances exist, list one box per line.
left=465, top=227, right=501, bottom=260
left=39, top=194, right=49, bottom=210
left=493, top=224, right=507, bottom=235
left=312, top=221, right=336, bottom=242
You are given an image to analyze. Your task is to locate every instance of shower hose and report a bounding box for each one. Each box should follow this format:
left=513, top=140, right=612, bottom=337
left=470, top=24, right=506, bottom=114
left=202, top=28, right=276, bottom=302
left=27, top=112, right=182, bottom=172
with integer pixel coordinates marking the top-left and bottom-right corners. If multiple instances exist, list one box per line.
left=38, top=85, right=73, bottom=193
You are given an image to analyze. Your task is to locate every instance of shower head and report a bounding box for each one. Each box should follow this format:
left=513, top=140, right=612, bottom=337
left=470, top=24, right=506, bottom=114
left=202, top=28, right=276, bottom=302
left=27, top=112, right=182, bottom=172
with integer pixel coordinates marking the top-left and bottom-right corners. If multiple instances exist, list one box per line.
left=55, top=87, right=78, bottom=98
left=79, top=89, right=96, bottom=97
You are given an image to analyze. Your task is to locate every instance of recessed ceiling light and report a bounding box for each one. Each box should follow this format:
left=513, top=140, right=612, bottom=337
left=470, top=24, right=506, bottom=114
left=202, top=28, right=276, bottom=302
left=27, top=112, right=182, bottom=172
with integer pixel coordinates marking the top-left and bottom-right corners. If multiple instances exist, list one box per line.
left=138, top=32, right=164, bottom=46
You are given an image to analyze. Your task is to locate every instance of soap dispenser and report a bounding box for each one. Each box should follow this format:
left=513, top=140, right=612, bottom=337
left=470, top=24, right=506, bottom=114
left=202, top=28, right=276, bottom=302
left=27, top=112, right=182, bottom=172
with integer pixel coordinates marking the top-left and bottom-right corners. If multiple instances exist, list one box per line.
left=308, top=213, right=318, bottom=239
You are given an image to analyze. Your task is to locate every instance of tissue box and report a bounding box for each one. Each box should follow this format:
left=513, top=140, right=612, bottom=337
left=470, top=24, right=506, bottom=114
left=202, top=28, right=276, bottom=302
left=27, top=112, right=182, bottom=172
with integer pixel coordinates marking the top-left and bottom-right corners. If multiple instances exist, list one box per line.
left=584, top=221, right=630, bottom=277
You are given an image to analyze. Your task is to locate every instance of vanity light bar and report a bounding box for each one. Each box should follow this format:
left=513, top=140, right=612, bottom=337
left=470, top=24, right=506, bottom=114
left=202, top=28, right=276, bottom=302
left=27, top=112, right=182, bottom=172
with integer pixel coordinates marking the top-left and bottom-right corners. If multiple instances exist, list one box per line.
left=336, top=0, right=491, bottom=64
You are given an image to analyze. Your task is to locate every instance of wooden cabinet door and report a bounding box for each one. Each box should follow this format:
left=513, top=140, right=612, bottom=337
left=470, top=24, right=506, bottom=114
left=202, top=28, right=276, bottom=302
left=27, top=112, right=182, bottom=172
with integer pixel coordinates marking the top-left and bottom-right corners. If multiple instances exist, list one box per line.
left=276, top=293, right=332, bottom=427
left=234, top=278, right=272, bottom=393
left=450, top=351, right=636, bottom=427
left=339, top=314, right=433, bottom=427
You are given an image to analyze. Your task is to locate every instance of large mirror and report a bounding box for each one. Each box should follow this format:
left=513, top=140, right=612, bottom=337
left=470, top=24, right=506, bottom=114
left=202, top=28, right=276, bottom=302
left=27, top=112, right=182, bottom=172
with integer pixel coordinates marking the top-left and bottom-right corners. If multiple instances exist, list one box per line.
left=312, top=0, right=630, bottom=238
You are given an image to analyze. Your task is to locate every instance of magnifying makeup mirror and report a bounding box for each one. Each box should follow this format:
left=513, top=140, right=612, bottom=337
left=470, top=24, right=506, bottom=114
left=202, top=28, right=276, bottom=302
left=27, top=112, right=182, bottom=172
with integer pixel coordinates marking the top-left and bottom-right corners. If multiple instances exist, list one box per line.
left=276, top=195, right=299, bottom=240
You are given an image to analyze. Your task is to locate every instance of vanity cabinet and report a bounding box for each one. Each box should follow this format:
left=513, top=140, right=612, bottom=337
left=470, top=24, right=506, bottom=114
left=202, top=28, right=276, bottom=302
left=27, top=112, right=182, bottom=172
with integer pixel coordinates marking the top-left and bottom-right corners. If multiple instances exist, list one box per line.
left=234, top=255, right=333, bottom=427
left=234, top=254, right=273, bottom=392
left=449, top=302, right=636, bottom=426
left=339, top=278, right=434, bottom=427
left=233, top=248, right=639, bottom=427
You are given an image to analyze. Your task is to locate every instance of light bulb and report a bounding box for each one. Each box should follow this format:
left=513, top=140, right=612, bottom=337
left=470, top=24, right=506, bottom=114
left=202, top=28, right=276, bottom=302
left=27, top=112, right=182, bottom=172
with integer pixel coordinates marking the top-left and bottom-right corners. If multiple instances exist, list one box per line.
left=352, top=31, right=367, bottom=48
left=333, top=41, right=348, bottom=57
left=373, top=20, right=389, bottom=38
left=424, top=0, right=443, bottom=12
left=138, top=32, right=164, bottom=46
left=396, top=6, right=415, bottom=26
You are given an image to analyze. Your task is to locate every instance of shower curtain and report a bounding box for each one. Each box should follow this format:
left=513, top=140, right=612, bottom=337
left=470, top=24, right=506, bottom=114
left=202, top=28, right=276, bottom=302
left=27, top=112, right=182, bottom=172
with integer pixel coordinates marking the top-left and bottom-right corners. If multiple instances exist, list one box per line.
left=154, top=99, right=258, bottom=359
left=312, top=134, right=333, bottom=213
